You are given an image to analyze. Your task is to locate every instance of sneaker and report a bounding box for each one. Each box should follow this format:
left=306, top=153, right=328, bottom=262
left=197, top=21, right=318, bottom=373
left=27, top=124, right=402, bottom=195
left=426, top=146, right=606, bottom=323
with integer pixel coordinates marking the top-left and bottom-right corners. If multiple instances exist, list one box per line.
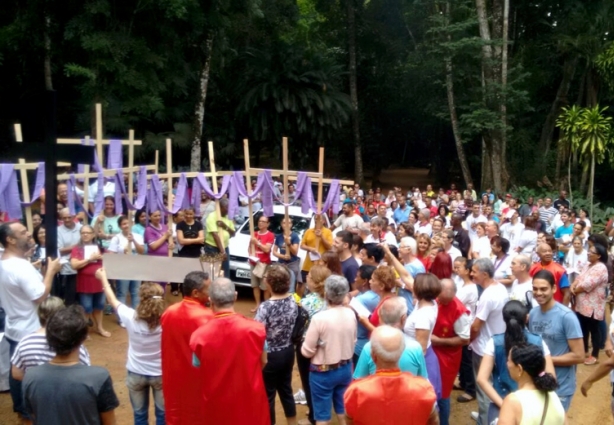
left=584, top=356, right=598, bottom=365
left=294, top=389, right=307, bottom=405
left=470, top=411, right=479, bottom=421
left=103, top=305, right=113, bottom=315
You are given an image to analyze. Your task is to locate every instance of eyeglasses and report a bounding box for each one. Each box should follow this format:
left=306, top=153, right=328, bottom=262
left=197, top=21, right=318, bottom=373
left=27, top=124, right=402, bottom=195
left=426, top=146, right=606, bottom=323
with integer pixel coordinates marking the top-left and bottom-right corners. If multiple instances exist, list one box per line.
left=588, top=251, right=598, bottom=255
left=81, top=231, right=94, bottom=235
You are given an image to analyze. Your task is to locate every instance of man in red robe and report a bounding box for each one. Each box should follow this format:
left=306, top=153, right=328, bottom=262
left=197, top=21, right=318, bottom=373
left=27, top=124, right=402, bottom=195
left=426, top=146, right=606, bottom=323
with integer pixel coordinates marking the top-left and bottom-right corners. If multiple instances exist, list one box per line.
left=529, top=243, right=570, bottom=305
left=344, top=325, right=438, bottom=425
left=431, top=278, right=470, bottom=425
left=161, top=271, right=213, bottom=425
left=190, top=277, right=269, bottom=425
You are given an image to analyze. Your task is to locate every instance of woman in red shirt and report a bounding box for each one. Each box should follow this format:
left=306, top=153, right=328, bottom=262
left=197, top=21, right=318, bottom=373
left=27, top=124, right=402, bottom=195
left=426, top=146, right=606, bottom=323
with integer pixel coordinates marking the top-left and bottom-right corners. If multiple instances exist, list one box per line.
left=70, top=225, right=109, bottom=337
left=356, top=266, right=397, bottom=333
left=250, top=214, right=274, bottom=312
left=417, top=233, right=432, bottom=270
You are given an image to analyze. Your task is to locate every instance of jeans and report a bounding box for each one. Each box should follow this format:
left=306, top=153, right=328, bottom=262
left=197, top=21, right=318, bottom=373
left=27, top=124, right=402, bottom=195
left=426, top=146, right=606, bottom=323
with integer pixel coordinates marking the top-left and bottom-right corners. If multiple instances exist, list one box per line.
left=460, top=345, right=476, bottom=397
left=309, top=362, right=352, bottom=421
left=54, top=274, right=78, bottom=306
left=577, top=312, right=601, bottom=358
left=126, top=371, right=165, bottom=425
left=472, top=351, right=488, bottom=425
left=117, top=280, right=140, bottom=308
left=7, top=337, right=28, bottom=417
left=263, top=346, right=296, bottom=424
left=79, top=292, right=106, bottom=314
left=296, top=345, right=315, bottom=424
left=438, top=398, right=450, bottom=425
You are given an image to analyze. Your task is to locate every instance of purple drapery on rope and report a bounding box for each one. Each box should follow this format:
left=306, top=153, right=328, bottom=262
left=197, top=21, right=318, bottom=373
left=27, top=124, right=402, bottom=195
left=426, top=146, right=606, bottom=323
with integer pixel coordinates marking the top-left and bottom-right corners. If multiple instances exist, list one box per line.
left=228, top=170, right=275, bottom=218
left=20, top=163, right=45, bottom=207
left=318, top=179, right=341, bottom=215
left=111, top=167, right=148, bottom=211
left=191, top=174, right=232, bottom=217
left=0, top=164, right=23, bottom=220
left=67, top=174, right=94, bottom=218
left=274, top=172, right=315, bottom=215
left=107, top=140, right=123, bottom=170
left=93, top=172, right=105, bottom=217
left=172, top=173, right=191, bottom=213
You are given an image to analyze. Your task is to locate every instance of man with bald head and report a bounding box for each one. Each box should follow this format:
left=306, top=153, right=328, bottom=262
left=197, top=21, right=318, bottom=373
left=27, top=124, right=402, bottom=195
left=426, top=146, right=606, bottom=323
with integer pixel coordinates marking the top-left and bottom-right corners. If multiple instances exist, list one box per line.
left=344, top=326, right=439, bottom=425
left=431, top=279, right=470, bottom=425
left=353, top=297, right=427, bottom=379
left=529, top=243, right=570, bottom=305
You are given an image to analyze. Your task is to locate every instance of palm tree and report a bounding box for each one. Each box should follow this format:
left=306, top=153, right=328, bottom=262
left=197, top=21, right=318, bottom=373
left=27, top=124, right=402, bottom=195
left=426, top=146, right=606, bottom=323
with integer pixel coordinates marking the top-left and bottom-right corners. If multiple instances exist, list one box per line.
left=555, top=105, right=583, bottom=208
left=578, top=106, right=612, bottom=218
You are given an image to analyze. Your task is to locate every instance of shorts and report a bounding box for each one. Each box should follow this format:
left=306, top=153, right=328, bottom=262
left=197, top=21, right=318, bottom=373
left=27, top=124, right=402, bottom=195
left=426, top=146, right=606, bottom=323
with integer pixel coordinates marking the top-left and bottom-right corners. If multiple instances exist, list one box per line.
left=250, top=264, right=267, bottom=290
left=79, top=292, right=106, bottom=314
left=558, top=394, right=573, bottom=412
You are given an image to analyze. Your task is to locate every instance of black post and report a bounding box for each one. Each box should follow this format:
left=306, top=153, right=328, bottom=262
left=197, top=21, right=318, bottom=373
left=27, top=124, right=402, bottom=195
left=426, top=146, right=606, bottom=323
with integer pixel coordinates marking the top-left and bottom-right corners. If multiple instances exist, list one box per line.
left=43, top=90, right=58, bottom=259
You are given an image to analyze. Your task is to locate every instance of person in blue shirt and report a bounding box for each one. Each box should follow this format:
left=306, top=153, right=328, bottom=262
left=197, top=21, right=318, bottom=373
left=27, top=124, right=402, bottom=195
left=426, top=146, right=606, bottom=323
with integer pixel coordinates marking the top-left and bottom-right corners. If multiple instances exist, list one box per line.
left=354, top=297, right=428, bottom=380
left=528, top=269, right=584, bottom=412
left=392, top=196, right=412, bottom=225
left=272, top=218, right=301, bottom=293
left=352, top=265, right=380, bottom=365
left=554, top=211, right=574, bottom=260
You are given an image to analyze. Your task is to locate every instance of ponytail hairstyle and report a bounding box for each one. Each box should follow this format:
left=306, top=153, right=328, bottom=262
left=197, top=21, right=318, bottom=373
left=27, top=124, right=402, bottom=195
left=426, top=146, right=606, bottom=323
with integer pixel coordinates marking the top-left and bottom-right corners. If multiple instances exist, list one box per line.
left=503, top=300, right=529, bottom=355
left=510, top=344, right=558, bottom=392
left=136, top=282, right=166, bottom=330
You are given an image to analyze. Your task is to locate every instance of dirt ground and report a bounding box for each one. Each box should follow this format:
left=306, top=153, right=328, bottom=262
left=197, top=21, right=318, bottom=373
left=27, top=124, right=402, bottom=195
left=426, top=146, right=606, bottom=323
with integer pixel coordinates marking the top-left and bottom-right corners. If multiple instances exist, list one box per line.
left=0, top=286, right=612, bottom=425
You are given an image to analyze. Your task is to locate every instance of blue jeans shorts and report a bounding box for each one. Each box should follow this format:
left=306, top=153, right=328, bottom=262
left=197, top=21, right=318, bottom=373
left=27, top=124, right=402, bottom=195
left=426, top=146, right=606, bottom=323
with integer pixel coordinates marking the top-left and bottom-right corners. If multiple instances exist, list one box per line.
left=309, top=362, right=352, bottom=421
left=79, top=292, right=106, bottom=314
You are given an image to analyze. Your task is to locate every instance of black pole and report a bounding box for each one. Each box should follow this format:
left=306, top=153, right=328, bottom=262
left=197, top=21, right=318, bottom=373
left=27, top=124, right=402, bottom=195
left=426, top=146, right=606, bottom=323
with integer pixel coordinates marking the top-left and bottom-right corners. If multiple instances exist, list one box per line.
left=43, top=90, right=58, bottom=259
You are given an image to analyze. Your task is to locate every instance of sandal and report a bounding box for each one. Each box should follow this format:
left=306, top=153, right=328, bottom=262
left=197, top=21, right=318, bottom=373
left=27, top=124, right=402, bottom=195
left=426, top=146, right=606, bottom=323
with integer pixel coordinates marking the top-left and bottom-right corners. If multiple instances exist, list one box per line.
left=584, top=356, right=598, bottom=365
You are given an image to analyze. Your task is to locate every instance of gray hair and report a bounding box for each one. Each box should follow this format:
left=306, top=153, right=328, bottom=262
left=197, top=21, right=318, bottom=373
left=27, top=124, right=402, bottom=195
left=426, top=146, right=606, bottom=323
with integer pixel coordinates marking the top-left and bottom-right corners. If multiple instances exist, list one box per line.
left=399, top=236, right=417, bottom=254
left=440, top=278, right=457, bottom=294
left=488, top=220, right=499, bottom=232
left=182, top=271, right=210, bottom=297
left=473, top=257, right=495, bottom=278
left=209, top=277, right=235, bottom=308
left=516, top=254, right=532, bottom=271
left=420, top=208, right=431, bottom=219
left=379, top=297, right=408, bottom=326
left=359, top=222, right=371, bottom=236
left=324, top=275, right=349, bottom=305
left=371, top=325, right=406, bottom=363
left=371, top=217, right=385, bottom=228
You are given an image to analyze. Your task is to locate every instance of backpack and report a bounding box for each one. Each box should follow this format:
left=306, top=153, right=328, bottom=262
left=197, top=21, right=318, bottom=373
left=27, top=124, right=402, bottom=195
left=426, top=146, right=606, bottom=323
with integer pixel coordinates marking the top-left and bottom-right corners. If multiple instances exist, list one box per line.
left=291, top=303, right=310, bottom=345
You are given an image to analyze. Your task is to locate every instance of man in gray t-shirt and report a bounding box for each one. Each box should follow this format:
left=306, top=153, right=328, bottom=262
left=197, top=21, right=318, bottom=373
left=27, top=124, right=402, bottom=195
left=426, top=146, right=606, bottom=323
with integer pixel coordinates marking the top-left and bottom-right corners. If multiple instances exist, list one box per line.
left=57, top=208, right=82, bottom=305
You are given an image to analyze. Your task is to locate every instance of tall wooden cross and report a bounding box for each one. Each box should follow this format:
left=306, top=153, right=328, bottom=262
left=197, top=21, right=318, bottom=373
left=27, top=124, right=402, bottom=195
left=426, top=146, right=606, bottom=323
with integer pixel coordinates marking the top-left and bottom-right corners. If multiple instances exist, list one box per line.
left=9, top=91, right=97, bottom=258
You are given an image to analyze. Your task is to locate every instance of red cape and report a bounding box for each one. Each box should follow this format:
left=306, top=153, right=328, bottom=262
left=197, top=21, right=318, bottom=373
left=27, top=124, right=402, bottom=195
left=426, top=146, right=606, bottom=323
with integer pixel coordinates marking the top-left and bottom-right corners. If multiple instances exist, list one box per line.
left=190, top=312, right=269, bottom=425
left=530, top=262, right=566, bottom=303
left=161, top=298, right=213, bottom=425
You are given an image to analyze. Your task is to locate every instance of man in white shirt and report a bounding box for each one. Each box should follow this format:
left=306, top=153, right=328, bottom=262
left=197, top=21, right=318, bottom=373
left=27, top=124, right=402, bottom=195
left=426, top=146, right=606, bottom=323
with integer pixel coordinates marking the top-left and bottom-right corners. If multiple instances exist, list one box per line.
left=330, top=200, right=364, bottom=234
left=509, top=254, right=537, bottom=307
left=442, top=230, right=462, bottom=261
left=57, top=208, right=82, bottom=306
left=469, top=258, right=508, bottom=425
left=0, top=222, right=61, bottom=418
left=465, top=204, right=487, bottom=243
left=500, top=209, right=524, bottom=251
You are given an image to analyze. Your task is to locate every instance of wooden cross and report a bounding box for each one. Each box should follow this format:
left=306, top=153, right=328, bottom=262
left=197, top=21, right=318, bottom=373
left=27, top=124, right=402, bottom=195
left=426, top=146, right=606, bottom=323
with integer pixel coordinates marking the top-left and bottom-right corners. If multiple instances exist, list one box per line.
left=9, top=91, right=97, bottom=257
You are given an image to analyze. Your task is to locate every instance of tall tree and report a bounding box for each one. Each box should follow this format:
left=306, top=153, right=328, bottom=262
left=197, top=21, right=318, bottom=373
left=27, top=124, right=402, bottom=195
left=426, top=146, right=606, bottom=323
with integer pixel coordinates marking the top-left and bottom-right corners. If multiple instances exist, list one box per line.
left=346, top=0, right=363, bottom=183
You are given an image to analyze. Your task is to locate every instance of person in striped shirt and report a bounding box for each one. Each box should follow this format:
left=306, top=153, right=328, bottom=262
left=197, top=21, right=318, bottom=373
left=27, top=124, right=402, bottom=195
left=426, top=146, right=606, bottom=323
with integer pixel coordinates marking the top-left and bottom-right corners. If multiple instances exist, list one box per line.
left=10, top=296, right=90, bottom=380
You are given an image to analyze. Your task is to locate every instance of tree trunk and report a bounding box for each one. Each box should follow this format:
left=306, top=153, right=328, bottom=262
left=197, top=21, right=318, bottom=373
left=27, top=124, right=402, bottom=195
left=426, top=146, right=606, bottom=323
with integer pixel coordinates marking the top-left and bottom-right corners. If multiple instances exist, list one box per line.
left=539, top=56, right=578, bottom=157
left=500, top=0, right=510, bottom=188
left=589, top=153, right=595, bottom=218
left=44, top=15, right=53, bottom=90
left=568, top=153, right=573, bottom=208
left=190, top=33, right=214, bottom=172
left=580, top=163, right=589, bottom=194
left=347, top=0, right=363, bottom=184
left=481, top=138, right=493, bottom=190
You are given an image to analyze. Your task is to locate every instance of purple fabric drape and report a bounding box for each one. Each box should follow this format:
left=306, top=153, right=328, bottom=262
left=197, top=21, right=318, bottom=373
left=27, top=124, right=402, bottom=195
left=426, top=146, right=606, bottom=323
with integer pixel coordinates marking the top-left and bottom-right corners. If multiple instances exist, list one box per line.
left=93, top=172, right=105, bottom=217
left=20, top=163, right=45, bottom=207
left=107, top=140, right=123, bottom=170
left=274, top=172, right=315, bottom=215
left=172, top=173, right=191, bottom=213
left=77, top=139, right=103, bottom=181
left=319, top=179, right=341, bottom=215
left=228, top=170, right=275, bottom=218
left=192, top=173, right=232, bottom=217
left=0, top=164, right=23, bottom=219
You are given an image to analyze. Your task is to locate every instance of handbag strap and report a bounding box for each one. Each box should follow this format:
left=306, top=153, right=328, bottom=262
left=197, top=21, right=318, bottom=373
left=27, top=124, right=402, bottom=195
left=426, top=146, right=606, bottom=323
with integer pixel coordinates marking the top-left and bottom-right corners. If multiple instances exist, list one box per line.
left=539, top=392, right=549, bottom=425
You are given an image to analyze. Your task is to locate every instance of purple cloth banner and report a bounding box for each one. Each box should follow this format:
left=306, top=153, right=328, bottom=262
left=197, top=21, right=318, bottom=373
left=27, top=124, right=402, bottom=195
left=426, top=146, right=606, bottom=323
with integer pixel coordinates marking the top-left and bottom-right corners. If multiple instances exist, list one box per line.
left=275, top=172, right=315, bottom=215
left=93, top=172, right=105, bottom=217
left=172, top=173, right=191, bottom=213
left=228, top=170, right=275, bottom=218
left=107, top=140, right=123, bottom=170
left=0, top=164, right=23, bottom=220
left=319, top=179, right=341, bottom=215
left=192, top=174, right=232, bottom=217
left=20, top=163, right=45, bottom=207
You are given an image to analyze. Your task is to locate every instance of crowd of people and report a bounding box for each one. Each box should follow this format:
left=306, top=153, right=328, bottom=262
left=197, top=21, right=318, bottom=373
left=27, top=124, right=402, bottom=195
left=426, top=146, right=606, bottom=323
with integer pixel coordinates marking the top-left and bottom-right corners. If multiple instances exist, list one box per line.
left=0, top=181, right=613, bottom=425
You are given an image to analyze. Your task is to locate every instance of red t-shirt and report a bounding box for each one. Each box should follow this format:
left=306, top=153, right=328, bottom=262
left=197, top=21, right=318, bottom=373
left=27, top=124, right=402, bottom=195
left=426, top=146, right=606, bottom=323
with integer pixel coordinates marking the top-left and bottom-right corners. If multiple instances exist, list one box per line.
left=253, top=231, right=274, bottom=264
left=71, top=246, right=103, bottom=293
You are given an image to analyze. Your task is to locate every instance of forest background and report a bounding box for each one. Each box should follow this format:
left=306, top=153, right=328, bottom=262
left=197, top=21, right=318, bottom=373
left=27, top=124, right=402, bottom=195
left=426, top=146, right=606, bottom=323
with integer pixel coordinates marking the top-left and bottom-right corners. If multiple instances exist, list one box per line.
left=1, top=0, right=614, bottom=204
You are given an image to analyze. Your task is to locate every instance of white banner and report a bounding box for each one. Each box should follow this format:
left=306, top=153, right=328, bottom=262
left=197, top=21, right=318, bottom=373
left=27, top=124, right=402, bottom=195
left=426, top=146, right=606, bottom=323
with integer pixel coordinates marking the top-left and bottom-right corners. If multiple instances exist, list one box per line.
left=102, top=253, right=219, bottom=283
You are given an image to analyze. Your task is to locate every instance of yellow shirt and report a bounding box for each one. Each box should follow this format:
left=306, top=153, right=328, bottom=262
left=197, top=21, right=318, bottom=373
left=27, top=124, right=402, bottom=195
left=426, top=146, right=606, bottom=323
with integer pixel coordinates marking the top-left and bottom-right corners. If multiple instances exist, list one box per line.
left=300, top=227, right=333, bottom=271
left=205, top=213, right=235, bottom=247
